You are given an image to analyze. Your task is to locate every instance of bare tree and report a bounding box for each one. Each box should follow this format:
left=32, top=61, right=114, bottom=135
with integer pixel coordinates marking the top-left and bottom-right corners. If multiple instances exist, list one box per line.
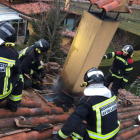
left=28, top=0, right=80, bottom=66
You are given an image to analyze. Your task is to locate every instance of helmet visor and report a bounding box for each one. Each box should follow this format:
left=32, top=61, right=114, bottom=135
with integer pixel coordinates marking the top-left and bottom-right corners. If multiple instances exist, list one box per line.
left=122, top=49, right=128, bottom=55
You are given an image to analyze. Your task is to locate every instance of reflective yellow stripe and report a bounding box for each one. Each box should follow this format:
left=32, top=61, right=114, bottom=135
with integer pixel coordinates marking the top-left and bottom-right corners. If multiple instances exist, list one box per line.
left=92, top=96, right=117, bottom=135
left=38, top=65, right=43, bottom=70
left=116, top=56, right=128, bottom=65
left=71, top=132, right=83, bottom=140
left=123, top=78, right=128, bottom=82
left=3, top=66, right=11, bottom=95
left=0, top=83, right=12, bottom=99
left=112, top=52, right=115, bottom=57
left=109, top=70, right=123, bottom=79
left=19, top=47, right=28, bottom=58
left=0, top=57, right=15, bottom=66
left=92, top=96, right=116, bottom=110
left=125, top=67, right=133, bottom=71
left=58, top=130, right=68, bottom=139
left=96, top=108, right=101, bottom=134
left=30, top=69, right=33, bottom=75
left=87, top=122, right=120, bottom=139
left=19, top=74, right=24, bottom=82
left=105, top=55, right=107, bottom=59
left=9, top=94, right=22, bottom=101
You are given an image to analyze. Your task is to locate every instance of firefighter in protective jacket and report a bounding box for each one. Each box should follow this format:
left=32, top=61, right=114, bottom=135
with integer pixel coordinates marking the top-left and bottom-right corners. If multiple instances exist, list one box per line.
left=19, top=39, right=50, bottom=90
left=102, top=45, right=133, bottom=96
left=0, top=22, right=23, bottom=112
left=54, top=68, right=120, bottom=140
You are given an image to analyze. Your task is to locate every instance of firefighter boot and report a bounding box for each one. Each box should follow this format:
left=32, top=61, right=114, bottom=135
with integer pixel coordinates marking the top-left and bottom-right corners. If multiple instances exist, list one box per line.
left=6, top=99, right=18, bottom=112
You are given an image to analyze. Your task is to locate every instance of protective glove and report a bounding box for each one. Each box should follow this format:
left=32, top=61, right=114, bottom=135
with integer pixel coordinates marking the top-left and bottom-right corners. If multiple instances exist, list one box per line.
left=53, top=134, right=64, bottom=140
left=39, top=78, right=43, bottom=84
left=40, top=70, right=46, bottom=79
left=32, top=71, right=40, bottom=81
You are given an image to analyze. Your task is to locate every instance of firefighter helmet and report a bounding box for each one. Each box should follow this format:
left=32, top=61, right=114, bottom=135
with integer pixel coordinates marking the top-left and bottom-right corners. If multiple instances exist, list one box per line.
left=0, top=22, right=16, bottom=43
left=35, top=39, right=50, bottom=54
left=81, top=68, right=104, bottom=87
left=122, top=45, right=134, bottom=56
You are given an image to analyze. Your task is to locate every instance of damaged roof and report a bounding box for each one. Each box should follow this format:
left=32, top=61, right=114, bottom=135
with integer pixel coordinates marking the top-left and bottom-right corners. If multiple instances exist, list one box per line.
left=89, top=0, right=132, bottom=14
left=0, top=61, right=140, bottom=140
left=0, top=0, right=52, bottom=15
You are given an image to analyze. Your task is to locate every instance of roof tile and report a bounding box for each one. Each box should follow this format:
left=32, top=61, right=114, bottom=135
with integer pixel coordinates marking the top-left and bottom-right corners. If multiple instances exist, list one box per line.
left=90, top=0, right=132, bottom=14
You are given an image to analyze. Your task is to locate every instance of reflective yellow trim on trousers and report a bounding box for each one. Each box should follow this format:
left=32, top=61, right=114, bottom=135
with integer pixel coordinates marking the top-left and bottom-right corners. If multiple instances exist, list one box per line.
left=123, top=78, right=128, bottom=82
left=9, top=94, right=22, bottom=101
left=125, top=67, right=133, bottom=71
left=109, top=70, right=123, bottom=79
left=71, top=132, right=83, bottom=140
left=87, top=123, right=120, bottom=139
left=38, top=65, right=43, bottom=70
left=105, top=55, right=107, bottom=59
left=58, top=130, right=68, bottom=139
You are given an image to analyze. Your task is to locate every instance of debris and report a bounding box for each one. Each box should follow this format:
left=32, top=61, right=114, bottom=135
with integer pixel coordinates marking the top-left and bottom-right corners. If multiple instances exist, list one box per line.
left=0, top=128, right=31, bottom=138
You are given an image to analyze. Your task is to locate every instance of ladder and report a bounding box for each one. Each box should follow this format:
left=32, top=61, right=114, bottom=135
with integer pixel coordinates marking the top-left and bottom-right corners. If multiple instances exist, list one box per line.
left=129, top=76, right=140, bottom=92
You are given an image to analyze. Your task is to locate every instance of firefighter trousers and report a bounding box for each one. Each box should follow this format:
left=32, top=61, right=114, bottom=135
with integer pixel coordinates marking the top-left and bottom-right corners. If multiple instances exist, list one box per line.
left=104, top=72, right=123, bottom=96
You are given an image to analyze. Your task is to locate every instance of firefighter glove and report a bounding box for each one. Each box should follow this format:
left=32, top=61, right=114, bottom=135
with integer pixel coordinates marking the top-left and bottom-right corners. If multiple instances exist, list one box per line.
left=40, top=70, right=46, bottom=79
left=32, top=71, right=40, bottom=81
left=53, top=134, right=64, bottom=140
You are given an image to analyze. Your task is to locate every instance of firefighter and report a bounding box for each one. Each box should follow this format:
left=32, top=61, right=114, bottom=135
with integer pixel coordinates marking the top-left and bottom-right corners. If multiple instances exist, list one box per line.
left=19, top=39, right=50, bottom=90
left=102, top=45, right=133, bottom=96
left=0, top=22, right=24, bottom=112
left=53, top=68, right=120, bottom=140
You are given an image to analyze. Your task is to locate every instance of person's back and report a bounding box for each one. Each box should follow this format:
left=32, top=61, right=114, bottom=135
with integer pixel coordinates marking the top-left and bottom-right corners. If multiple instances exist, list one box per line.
left=19, top=39, right=50, bottom=90
left=54, top=68, right=120, bottom=140
left=0, top=22, right=23, bottom=112
left=0, top=45, right=19, bottom=95
left=81, top=85, right=119, bottom=140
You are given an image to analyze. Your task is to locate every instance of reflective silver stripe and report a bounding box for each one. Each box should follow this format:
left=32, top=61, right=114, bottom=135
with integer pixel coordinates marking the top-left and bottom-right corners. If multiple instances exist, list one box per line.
left=58, top=130, right=68, bottom=139
left=96, top=108, right=101, bottom=134
left=9, top=94, right=22, bottom=101
left=92, top=96, right=116, bottom=110
left=71, top=132, right=83, bottom=140
left=0, top=83, right=12, bottom=99
left=0, top=26, right=12, bottom=36
left=0, top=57, right=15, bottom=65
left=87, top=125, right=119, bottom=139
left=39, top=40, right=43, bottom=47
left=3, top=66, right=10, bottom=95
